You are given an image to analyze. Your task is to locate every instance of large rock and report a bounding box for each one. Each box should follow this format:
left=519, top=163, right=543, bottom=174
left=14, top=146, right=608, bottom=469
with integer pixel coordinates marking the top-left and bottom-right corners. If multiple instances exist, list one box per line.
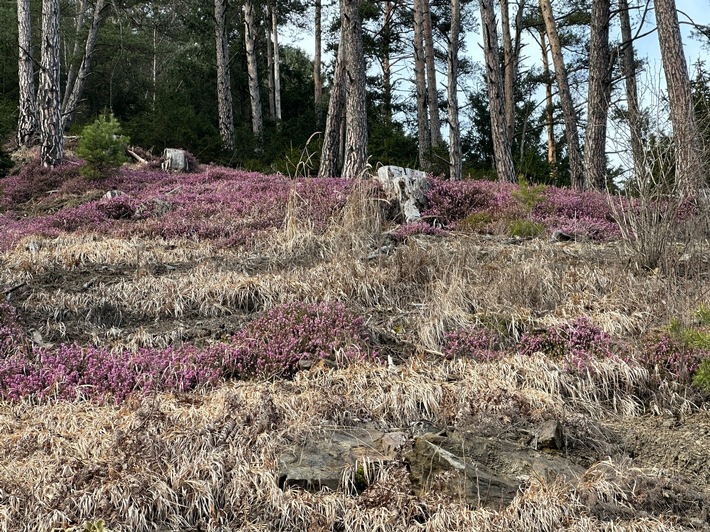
left=278, top=428, right=398, bottom=492
left=162, top=148, right=189, bottom=172
left=375, top=165, right=430, bottom=222
left=405, top=432, right=583, bottom=508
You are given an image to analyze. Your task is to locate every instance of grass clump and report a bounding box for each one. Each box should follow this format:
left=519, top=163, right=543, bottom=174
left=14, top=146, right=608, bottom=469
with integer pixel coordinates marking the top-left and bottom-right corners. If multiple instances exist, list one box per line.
left=77, top=113, right=129, bottom=178
left=508, top=218, right=545, bottom=238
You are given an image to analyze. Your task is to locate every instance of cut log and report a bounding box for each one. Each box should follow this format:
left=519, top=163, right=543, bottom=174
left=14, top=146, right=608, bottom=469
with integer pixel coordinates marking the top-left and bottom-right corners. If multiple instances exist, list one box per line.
left=162, top=148, right=189, bottom=173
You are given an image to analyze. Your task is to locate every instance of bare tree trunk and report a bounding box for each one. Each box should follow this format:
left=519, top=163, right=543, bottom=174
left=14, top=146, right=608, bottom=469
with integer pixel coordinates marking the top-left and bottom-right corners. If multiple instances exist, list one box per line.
left=421, top=0, right=441, bottom=147
left=214, top=0, right=234, bottom=149
left=654, top=0, right=704, bottom=194
left=413, top=0, right=430, bottom=170
left=314, top=0, right=323, bottom=123
left=271, top=0, right=282, bottom=122
left=63, top=0, right=87, bottom=113
left=342, top=0, right=368, bottom=179
left=480, top=0, right=515, bottom=183
left=583, top=0, right=611, bottom=189
left=382, top=0, right=393, bottom=122
left=539, top=0, right=584, bottom=188
left=63, top=0, right=107, bottom=130
left=539, top=29, right=556, bottom=176
left=17, top=0, right=37, bottom=147
left=319, top=39, right=346, bottom=177
left=619, top=0, right=644, bottom=182
left=39, top=0, right=64, bottom=167
left=500, top=0, right=516, bottom=146
left=265, top=2, right=275, bottom=121
left=448, top=0, right=462, bottom=180
left=243, top=0, right=263, bottom=142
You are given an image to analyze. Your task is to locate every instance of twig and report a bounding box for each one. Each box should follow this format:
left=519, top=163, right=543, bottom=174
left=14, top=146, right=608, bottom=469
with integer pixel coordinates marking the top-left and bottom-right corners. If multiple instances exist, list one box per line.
left=3, top=282, right=27, bottom=295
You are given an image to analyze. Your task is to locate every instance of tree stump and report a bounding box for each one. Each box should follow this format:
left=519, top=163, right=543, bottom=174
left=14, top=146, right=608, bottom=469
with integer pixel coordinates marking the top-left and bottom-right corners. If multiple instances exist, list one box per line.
left=161, top=148, right=189, bottom=172
left=375, top=165, right=429, bottom=222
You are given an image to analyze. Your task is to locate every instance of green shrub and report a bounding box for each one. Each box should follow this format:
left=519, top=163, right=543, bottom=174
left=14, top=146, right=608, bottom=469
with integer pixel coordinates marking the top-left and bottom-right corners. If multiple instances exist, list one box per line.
left=693, top=360, right=710, bottom=392
left=508, top=218, right=545, bottom=238
left=77, top=114, right=129, bottom=178
left=512, top=176, right=546, bottom=214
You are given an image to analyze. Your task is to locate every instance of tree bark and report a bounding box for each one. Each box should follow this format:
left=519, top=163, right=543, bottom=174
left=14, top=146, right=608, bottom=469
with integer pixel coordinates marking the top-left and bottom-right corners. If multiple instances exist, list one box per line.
left=480, top=0, right=515, bottom=183
left=319, top=38, right=346, bottom=177
left=271, top=0, right=282, bottom=122
left=63, top=0, right=107, bottom=131
left=447, top=0, right=462, bottom=180
left=17, top=0, right=37, bottom=147
left=539, top=29, right=556, bottom=176
left=243, top=0, right=263, bottom=142
left=266, top=2, right=276, bottom=121
left=38, top=0, right=64, bottom=167
left=214, top=0, right=234, bottom=149
left=341, top=0, right=368, bottom=179
left=539, top=0, right=584, bottom=189
left=500, top=0, right=516, bottom=146
left=62, top=0, right=87, bottom=117
left=583, top=0, right=611, bottom=189
left=413, top=0, right=430, bottom=170
left=421, top=0, right=441, bottom=147
left=619, top=0, right=644, bottom=183
left=314, top=0, right=323, bottom=123
left=654, top=0, right=704, bottom=194
left=381, top=0, right=393, bottom=122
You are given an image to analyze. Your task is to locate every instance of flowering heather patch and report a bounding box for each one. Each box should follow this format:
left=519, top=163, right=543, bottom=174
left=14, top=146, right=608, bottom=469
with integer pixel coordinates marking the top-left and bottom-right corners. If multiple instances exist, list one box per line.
left=519, top=317, right=619, bottom=374
left=422, top=178, right=620, bottom=240
left=636, top=334, right=707, bottom=384
left=218, top=301, right=378, bottom=379
left=0, top=158, right=82, bottom=209
left=442, top=325, right=505, bottom=362
left=1, top=166, right=352, bottom=250
left=0, top=302, right=27, bottom=358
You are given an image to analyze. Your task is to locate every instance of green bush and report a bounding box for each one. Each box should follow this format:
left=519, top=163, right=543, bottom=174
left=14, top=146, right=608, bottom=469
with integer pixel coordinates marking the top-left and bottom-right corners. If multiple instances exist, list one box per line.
left=508, top=218, right=545, bottom=238
left=77, top=114, right=129, bottom=178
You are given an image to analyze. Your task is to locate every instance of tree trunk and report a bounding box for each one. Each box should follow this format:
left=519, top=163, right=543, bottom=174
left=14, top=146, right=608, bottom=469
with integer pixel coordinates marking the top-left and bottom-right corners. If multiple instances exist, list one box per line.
left=500, top=0, right=515, bottom=146
left=421, top=0, right=441, bottom=147
left=619, top=0, right=644, bottom=183
left=413, top=0, right=430, bottom=171
left=314, top=0, right=323, bottom=123
left=17, top=0, right=37, bottom=147
left=447, top=0, right=462, bottom=180
left=63, top=0, right=107, bottom=131
left=243, top=0, right=263, bottom=142
left=214, top=0, right=234, bottom=149
left=382, top=0, right=393, bottom=122
left=266, top=2, right=276, bottom=121
left=271, top=0, right=282, bottom=122
left=38, top=0, right=64, bottom=167
left=654, top=0, right=704, bottom=194
left=341, top=0, right=368, bottom=179
left=62, top=0, right=87, bottom=116
left=319, top=38, right=346, bottom=177
left=539, top=0, right=584, bottom=189
left=583, top=0, right=611, bottom=190
left=480, top=0, right=515, bottom=183
left=539, top=29, right=556, bottom=176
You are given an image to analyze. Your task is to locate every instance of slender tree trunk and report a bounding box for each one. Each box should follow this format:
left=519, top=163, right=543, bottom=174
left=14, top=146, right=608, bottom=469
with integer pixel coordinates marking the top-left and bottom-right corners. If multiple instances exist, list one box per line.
left=448, top=0, right=462, bottom=180
left=500, top=0, right=516, bottom=146
left=413, top=0, right=430, bottom=170
left=314, top=0, right=323, bottom=123
left=480, top=0, right=515, bottom=182
left=17, top=0, right=37, bottom=147
left=319, top=39, right=346, bottom=177
left=271, top=0, right=282, bottom=122
left=539, top=29, right=556, bottom=176
left=243, top=0, right=263, bottom=142
left=382, top=0, right=393, bottom=122
left=539, top=0, right=584, bottom=188
left=342, top=0, right=368, bottom=178
left=583, top=0, right=611, bottom=189
left=265, top=2, right=275, bottom=121
left=63, top=0, right=87, bottom=112
left=62, top=0, right=107, bottom=130
left=421, top=0, right=441, bottom=147
left=654, top=0, right=704, bottom=194
left=619, top=0, right=644, bottom=182
left=214, top=0, right=234, bottom=149
left=38, top=0, right=64, bottom=167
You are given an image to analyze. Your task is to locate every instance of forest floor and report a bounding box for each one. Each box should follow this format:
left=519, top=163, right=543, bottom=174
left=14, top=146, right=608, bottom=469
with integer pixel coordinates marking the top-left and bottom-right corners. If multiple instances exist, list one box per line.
left=1, top=160, right=710, bottom=530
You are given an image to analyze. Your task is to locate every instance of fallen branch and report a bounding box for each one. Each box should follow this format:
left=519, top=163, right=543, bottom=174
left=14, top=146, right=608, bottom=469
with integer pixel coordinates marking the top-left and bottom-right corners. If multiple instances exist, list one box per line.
left=127, top=147, right=148, bottom=164
left=3, top=282, right=27, bottom=295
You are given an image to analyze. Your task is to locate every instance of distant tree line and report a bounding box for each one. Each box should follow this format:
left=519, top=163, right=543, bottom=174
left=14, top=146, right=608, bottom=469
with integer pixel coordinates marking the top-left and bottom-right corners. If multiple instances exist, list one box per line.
left=0, top=0, right=708, bottom=192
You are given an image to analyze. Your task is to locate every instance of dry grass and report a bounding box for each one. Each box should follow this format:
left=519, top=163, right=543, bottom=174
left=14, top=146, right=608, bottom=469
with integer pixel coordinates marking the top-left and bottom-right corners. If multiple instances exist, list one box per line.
left=0, top=354, right=697, bottom=531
